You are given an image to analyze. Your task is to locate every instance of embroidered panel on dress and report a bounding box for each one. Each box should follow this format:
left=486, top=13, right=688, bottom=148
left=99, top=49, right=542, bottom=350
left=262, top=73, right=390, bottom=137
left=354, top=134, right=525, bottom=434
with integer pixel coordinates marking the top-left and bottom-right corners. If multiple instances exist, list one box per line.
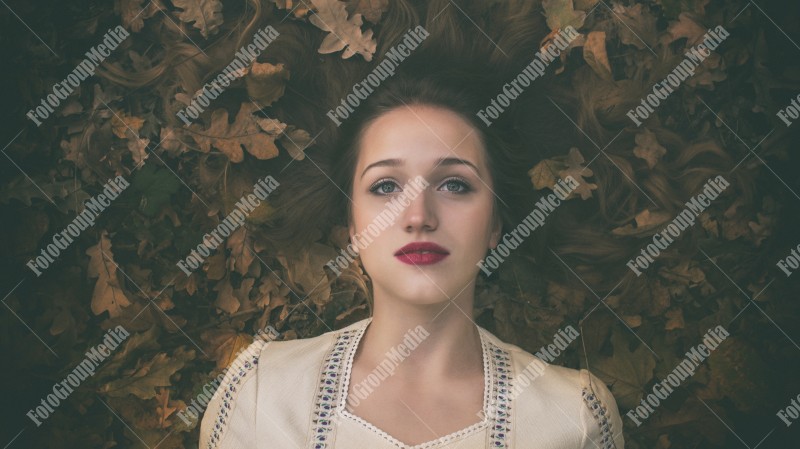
left=309, top=328, right=359, bottom=448
left=581, top=389, right=616, bottom=449
left=207, top=352, right=260, bottom=449
left=486, top=339, right=512, bottom=448
left=310, top=324, right=514, bottom=449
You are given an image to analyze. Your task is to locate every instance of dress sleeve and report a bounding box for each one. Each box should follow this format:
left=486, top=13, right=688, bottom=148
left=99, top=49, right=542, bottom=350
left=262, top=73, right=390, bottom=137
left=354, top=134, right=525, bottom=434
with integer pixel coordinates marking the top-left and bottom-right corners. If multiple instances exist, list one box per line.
left=198, top=339, right=270, bottom=449
left=578, top=369, right=625, bottom=449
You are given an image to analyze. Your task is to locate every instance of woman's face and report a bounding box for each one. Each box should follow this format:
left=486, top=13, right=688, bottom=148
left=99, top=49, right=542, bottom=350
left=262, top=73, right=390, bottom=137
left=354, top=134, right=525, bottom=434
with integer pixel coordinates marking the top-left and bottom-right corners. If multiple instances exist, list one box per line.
left=349, top=105, right=501, bottom=307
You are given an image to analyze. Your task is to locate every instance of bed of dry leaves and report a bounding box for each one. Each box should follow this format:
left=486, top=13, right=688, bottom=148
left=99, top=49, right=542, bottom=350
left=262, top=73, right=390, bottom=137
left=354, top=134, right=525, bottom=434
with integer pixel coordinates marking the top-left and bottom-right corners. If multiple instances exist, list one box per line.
left=1, top=0, right=799, bottom=448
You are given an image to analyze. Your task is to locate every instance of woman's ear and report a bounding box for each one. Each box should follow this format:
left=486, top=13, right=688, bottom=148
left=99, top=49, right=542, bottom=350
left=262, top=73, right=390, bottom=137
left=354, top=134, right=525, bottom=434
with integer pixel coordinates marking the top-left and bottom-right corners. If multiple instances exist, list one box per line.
left=348, top=222, right=359, bottom=255
left=489, top=212, right=502, bottom=249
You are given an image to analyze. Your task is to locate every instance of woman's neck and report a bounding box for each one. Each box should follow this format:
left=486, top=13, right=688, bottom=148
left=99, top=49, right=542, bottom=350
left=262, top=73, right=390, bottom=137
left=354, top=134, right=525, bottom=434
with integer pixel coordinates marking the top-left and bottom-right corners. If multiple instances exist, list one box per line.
left=357, top=294, right=484, bottom=381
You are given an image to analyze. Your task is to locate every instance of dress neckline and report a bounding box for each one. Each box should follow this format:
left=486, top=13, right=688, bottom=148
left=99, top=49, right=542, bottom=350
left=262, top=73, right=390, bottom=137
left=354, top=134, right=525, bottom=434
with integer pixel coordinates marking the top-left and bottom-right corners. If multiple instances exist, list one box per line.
left=335, top=317, right=492, bottom=449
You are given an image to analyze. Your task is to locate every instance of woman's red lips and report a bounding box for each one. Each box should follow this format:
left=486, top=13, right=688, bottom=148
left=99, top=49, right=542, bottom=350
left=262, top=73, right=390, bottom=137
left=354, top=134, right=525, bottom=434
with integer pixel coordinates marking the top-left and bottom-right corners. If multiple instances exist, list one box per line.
left=394, top=242, right=450, bottom=265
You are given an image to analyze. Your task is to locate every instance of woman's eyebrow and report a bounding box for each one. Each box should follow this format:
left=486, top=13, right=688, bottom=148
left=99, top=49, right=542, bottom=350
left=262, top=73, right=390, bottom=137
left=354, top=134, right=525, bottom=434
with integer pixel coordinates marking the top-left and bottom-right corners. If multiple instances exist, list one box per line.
left=360, top=157, right=480, bottom=180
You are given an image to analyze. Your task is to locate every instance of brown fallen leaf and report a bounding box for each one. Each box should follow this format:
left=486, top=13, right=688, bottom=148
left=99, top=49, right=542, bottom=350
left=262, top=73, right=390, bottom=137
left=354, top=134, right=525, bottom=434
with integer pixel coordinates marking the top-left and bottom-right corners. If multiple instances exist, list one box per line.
left=112, top=112, right=145, bottom=138
left=245, top=62, right=290, bottom=108
left=528, top=158, right=568, bottom=191
left=190, top=104, right=280, bottom=162
left=154, top=388, right=186, bottom=428
left=347, top=0, right=388, bottom=23
left=280, top=126, right=313, bottom=160
left=542, top=0, right=586, bottom=31
left=611, top=209, right=672, bottom=236
left=588, top=327, right=656, bottom=409
left=201, top=328, right=255, bottom=369
left=612, top=2, right=658, bottom=50
left=127, top=136, right=150, bottom=166
left=227, top=227, right=256, bottom=275
left=633, top=128, right=667, bottom=169
left=664, top=307, right=685, bottom=330
left=309, top=0, right=377, bottom=61
left=662, top=12, right=706, bottom=47
left=213, top=276, right=240, bottom=314
left=269, top=0, right=311, bottom=17
left=115, top=0, right=165, bottom=33
left=561, top=147, right=597, bottom=200
left=583, top=31, right=612, bottom=81
left=276, top=242, right=338, bottom=307
left=172, top=0, right=224, bottom=38
left=255, top=116, right=314, bottom=161
left=100, top=348, right=194, bottom=399
left=86, top=231, right=133, bottom=318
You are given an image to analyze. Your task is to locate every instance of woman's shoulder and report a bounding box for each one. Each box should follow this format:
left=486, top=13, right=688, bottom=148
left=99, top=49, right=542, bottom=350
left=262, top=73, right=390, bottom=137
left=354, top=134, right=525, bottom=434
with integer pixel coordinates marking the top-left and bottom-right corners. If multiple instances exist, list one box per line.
left=479, top=327, right=625, bottom=449
left=198, top=320, right=365, bottom=449
left=224, top=318, right=367, bottom=374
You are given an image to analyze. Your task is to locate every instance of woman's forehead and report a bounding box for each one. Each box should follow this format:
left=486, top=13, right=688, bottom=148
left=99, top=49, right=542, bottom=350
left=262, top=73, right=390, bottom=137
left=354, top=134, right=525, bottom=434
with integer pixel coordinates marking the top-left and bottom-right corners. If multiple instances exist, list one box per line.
left=356, top=105, right=487, bottom=171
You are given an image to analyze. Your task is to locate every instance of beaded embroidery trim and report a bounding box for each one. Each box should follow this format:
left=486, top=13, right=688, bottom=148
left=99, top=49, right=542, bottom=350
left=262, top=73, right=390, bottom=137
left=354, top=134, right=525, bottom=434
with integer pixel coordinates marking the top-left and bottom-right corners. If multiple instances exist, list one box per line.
left=487, top=342, right=513, bottom=448
left=207, top=352, right=261, bottom=449
left=581, top=389, right=616, bottom=449
left=308, top=319, right=514, bottom=449
left=309, top=327, right=360, bottom=448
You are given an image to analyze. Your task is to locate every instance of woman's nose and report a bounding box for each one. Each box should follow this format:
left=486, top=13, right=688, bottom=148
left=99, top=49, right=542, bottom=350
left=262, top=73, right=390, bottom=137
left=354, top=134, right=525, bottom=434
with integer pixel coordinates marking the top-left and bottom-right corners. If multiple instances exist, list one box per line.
left=402, top=186, right=438, bottom=233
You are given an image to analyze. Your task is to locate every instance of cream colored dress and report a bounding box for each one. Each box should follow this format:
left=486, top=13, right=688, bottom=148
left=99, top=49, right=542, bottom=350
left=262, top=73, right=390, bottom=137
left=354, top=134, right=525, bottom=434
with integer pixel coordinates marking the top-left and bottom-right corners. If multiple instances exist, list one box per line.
left=199, top=317, right=624, bottom=449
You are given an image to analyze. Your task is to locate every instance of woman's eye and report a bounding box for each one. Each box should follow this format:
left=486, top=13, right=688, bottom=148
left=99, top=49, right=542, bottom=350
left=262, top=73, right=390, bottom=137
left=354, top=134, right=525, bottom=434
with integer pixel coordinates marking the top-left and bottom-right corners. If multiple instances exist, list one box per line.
left=369, top=177, right=472, bottom=195
left=369, top=180, right=399, bottom=195
left=440, top=178, right=471, bottom=193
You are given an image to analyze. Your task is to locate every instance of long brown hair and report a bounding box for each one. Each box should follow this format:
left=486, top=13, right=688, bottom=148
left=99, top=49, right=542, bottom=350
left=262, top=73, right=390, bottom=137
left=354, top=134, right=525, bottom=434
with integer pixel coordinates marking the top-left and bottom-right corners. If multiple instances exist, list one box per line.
left=100, top=0, right=755, bottom=314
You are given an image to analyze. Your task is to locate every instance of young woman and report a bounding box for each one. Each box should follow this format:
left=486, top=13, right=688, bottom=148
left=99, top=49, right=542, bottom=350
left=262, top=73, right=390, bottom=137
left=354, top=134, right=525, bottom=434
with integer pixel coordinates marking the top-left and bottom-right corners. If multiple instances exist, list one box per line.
left=197, top=44, right=625, bottom=448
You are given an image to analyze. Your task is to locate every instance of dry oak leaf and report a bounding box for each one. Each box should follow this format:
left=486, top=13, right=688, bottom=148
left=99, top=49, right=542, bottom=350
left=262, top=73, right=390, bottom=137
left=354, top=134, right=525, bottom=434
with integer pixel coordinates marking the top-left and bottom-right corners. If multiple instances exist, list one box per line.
left=611, top=2, right=658, bottom=50
left=276, top=242, right=338, bottom=307
left=232, top=277, right=257, bottom=312
left=158, top=127, right=188, bottom=157
left=115, top=0, right=164, bottom=32
left=0, top=177, right=76, bottom=207
left=622, top=315, right=642, bottom=328
left=583, top=31, right=612, bottom=81
left=190, top=104, right=280, bottom=162
left=102, top=326, right=162, bottom=375
left=721, top=197, right=750, bottom=241
left=255, top=273, right=290, bottom=312
left=227, top=226, right=256, bottom=275
left=255, top=116, right=314, bottom=161
left=589, top=327, right=656, bottom=409
left=699, top=211, right=719, bottom=237
left=281, top=126, right=313, bottom=160
left=309, top=0, right=377, bottom=61
left=573, top=0, right=598, bottom=10
left=685, top=52, right=727, bottom=89
left=347, top=0, right=389, bottom=23
left=127, top=136, right=150, bottom=166
left=172, top=0, right=224, bottom=38
left=270, top=0, right=311, bottom=17
left=100, top=348, right=194, bottom=399
left=213, top=276, right=240, bottom=314
left=154, top=388, right=186, bottom=428
left=561, top=147, right=597, bottom=200
left=611, top=208, right=672, bottom=236
left=542, top=0, right=586, bottom=31
left=116, top=0, right=145, bottom=31
left=664, top=307, right=685, bottom=330
left=658, top=259, right=706, bottom=286
left=633, top=128, right=667, bottom=169
left=246, top=62, right=290, bottom=107
left=200, top=328, right=255, bottom=369
left=748, top=212, right=773, bottom=247
left=662, top=12, right=707, bottom=47
left=111, top=112, right=145, bottom=138
left=528, top=159, right=568, bottom=191
left=86, top=231, right=132, bottom=318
